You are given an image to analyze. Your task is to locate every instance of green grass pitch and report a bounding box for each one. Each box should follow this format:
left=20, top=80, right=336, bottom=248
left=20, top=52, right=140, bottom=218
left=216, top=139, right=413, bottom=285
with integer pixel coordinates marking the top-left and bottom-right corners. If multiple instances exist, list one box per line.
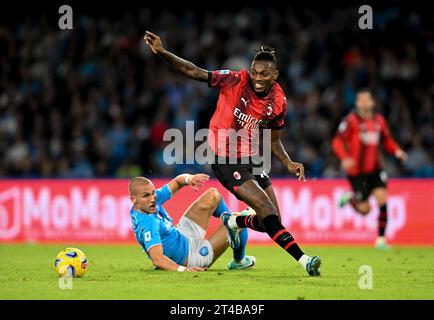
left=0, top=244, right=433, bottom=300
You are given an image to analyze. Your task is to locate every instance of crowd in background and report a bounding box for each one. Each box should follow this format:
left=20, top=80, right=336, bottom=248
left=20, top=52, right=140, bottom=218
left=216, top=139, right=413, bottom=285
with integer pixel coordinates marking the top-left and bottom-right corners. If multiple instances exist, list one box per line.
left=0, top=5, right=433, bottom=178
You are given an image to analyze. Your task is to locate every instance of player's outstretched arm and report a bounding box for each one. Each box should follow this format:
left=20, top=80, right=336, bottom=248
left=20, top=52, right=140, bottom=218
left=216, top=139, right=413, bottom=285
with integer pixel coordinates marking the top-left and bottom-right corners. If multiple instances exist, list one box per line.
left=270, top=129, right=305, bottom=181
left=167, top=173, right=210, bottom=195
left=394, top=149, right=408, bottom=162
left=378, top=115, right=408, bottom=162
left=144, top=31, right=209, bottom=82
left=148, top=245, right=207, bottom=272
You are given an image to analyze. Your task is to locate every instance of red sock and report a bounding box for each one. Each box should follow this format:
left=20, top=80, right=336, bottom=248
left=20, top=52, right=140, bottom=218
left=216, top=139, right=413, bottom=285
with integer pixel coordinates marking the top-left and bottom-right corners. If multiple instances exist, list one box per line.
left=379, top=204, right=388, bottom=236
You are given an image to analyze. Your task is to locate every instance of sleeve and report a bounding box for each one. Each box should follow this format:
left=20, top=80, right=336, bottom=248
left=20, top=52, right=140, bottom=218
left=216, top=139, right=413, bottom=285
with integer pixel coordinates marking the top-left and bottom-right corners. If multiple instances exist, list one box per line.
left=155, top=184, right=172, bottom=205
left=139, top=217, right=162, bottom=252
left=332, top=117, right=352, bottom=160
left=268, top=96, right=287, bottom=130
left=208, top=69, right=242, bottom=89
left=377, top=114, right=399, bottom=155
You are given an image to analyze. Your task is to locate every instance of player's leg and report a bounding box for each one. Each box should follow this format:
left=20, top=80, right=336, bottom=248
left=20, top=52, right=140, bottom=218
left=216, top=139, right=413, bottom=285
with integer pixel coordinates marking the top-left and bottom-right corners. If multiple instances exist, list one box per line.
left=263, top=185, right=281, bottom=217
left=339, top=175, right=371, bottom=215
left=352, top=200, right=371, bottom=215
left=182, top=187, right=252, bottom=267
left=371, top=170, right=389, bottom=249
left=207, top=224, right=230, bottom=264
left=373, top=187, right=387, bottom=234
left=223, top=179, right=321, bottom=276
left=206, top=224, right=255, bottom=269
left=210, top=162, right=253, bottom=257
left=182, top=187, right=221, bottom=230
left=226, top=210, right=255, bottom=269
left=211, top=161, right=320, bottom=275
left=184, top=224, right=253, bottom=270
left=254, top=169, right=281, bottom=221
left=176, top=188, right=219, bottom=268
left=225, top=173, right=278, bottom=268
left=233, top=175, right=283, bottom=231
left=177, top=188, right=226, bottom=269
left=209, top=190, right=251, bottom=266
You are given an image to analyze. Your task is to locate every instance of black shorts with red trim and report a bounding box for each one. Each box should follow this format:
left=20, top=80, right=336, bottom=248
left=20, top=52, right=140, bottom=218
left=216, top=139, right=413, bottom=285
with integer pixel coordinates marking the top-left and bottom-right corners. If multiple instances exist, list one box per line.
left=211, top=156, right=272, bottom=200
left=348, top=170, right=388, bottom=201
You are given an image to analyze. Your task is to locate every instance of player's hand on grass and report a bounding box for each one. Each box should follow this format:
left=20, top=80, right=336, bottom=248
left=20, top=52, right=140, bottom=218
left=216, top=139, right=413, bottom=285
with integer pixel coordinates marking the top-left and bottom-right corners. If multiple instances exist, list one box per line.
left=144, top=31, right=164, bottom=54
left=395, top=149, right=408, bottom=162
left=188, top=174, right=210, bottom=191
left=186, top=266, right=208, bottom=272
left=341, top=157, right=355, bottom=172
left=287, top=161, right=305, bottom=182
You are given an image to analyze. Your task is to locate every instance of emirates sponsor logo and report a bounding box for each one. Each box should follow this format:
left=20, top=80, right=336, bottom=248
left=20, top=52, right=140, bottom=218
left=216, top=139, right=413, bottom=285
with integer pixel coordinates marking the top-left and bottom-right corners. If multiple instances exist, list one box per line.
left=234, top=108, right=268, bottom=130
left=360, top=131, right=380, bottom=145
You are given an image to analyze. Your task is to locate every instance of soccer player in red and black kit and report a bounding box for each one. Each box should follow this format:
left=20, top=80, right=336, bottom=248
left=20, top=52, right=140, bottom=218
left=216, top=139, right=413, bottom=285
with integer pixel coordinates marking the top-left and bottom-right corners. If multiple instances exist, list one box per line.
left=144, top=31, right=321, bottom=276
left=332, top=89, right=408, bottom=249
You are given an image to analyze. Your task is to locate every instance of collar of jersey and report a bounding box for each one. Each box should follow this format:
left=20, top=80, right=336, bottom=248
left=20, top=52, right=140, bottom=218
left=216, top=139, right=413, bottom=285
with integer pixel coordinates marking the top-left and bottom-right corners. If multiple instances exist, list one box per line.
left=133, top=208, right=159, bottom=216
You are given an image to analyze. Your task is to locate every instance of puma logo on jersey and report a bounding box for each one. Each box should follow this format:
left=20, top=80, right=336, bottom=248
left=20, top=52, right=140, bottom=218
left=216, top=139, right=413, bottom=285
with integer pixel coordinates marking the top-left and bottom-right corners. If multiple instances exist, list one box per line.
left=260, top=170, right=269, bottom=179
left=241, top=97, right=249, bottom=107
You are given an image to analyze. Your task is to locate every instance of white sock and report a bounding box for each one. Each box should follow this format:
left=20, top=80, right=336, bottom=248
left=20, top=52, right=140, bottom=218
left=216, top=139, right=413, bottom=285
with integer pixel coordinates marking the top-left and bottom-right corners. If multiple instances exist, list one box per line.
left=298, top=254, right=310, bottom=269
left=376, top=236, right=385, bottom=244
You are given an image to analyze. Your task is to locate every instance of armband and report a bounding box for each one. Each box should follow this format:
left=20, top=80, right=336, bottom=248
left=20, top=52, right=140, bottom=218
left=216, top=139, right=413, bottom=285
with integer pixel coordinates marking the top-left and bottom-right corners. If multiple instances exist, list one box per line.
left=184, top=175, right=192, bottom=185
left=177, top=266, right=186, bottom=272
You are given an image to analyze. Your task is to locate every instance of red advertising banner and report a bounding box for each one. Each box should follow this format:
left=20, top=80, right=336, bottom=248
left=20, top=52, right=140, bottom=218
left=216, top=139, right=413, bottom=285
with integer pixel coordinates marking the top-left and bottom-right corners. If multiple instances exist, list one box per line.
left=0, top=179, right=433, bottom=244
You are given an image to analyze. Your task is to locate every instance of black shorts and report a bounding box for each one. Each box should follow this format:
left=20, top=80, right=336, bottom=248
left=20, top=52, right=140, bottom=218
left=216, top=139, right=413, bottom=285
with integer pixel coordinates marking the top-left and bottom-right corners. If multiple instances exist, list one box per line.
left=211, top=157, right=272, bottom=200
left=348, top=170, right=388, bottom=201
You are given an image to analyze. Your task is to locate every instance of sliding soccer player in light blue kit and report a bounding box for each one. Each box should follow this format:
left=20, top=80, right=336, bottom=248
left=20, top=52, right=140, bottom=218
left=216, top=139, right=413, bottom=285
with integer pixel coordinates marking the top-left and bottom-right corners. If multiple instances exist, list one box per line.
left=129, top=173, right=254, bottom=272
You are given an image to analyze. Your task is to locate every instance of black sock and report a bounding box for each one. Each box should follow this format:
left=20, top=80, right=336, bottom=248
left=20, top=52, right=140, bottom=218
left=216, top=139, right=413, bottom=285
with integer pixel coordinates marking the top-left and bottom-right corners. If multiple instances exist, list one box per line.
left=235, top=214, right=265, bottom=232
left=379, top=204, right=387, bottom=236
left=262, top=215, right=304, bottom=261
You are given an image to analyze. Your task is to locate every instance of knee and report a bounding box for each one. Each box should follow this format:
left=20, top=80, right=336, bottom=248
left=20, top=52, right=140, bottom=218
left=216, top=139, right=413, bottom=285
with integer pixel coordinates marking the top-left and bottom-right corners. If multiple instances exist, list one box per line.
left=255, top=200, right=278, bottom=218
left=205, top=187, right=221, bottom=206
left=357, top=202, right=371, bottom=215
left=377, top=196, right=387, bottom=207
left=374, top=189, right=387, bottom=206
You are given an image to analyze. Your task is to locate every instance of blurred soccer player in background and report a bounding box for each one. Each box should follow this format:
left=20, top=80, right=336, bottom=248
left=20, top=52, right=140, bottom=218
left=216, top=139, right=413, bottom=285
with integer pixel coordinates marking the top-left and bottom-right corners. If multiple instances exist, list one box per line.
left=332, top=89, right=408, bottom=249
left=144, top=31, right=321, bottom=276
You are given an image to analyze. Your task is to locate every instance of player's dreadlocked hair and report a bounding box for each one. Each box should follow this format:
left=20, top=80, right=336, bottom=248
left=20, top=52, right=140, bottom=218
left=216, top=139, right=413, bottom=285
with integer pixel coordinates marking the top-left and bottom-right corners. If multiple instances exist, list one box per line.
left=253, top=45, right=277, bottom=68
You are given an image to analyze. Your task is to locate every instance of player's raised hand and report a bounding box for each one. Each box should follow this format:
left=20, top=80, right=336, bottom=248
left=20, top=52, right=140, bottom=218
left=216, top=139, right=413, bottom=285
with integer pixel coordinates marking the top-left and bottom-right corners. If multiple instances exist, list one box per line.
left=287, top=161, right=305, bottom=182
left=144, top=31, right=164, bottom=54
left=186, top=266, right=208, bottom=272
left=188, top=174, right=210, bottom=191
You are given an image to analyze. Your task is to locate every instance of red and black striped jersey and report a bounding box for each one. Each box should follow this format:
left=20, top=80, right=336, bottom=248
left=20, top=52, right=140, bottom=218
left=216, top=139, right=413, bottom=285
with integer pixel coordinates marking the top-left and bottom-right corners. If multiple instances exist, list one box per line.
left=332, top=111, right=400, bottom=176
left=207, top=69, right=287, bottom=158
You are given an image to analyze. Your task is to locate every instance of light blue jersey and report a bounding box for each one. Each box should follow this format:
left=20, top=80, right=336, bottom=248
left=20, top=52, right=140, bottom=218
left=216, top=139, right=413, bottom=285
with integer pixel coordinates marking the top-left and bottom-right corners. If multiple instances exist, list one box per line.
left=130, top=184, right=189, bottom=265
